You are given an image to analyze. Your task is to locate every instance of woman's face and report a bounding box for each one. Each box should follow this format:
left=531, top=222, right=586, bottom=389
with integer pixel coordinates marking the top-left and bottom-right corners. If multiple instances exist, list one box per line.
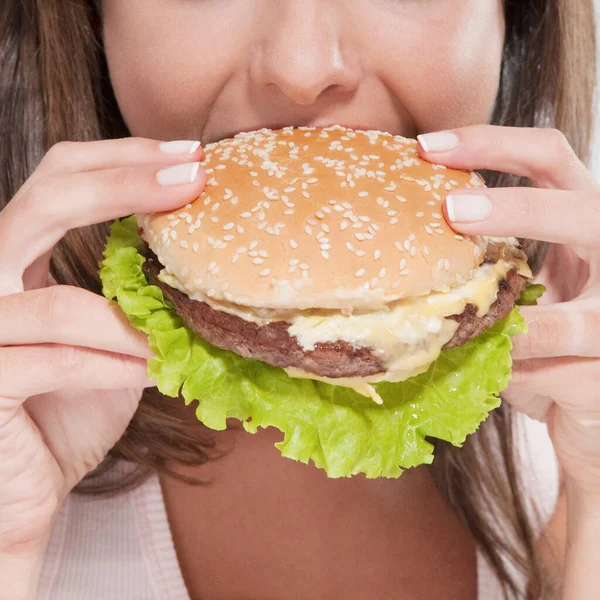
left=101, top=0, right=505, bottom=144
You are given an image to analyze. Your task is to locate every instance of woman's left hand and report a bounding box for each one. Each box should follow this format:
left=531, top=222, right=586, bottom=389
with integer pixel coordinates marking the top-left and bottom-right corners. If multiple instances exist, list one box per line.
left=417, top=125, right=600, bottom=503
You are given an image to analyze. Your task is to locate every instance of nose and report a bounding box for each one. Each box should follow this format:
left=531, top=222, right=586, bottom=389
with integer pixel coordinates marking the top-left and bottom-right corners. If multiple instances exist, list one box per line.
left=250, top=1, right=362, bottom=106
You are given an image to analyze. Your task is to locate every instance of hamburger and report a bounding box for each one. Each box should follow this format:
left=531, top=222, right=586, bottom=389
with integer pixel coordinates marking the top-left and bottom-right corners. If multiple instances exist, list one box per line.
left=100, top=126, right=542, bottom=478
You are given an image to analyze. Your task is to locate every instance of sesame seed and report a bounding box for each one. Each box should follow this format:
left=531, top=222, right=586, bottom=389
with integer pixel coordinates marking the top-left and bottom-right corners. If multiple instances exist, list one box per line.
left=416, top=212, right=425, bottom=218
left=355, top=268, right=366, bottom=277
left=253, top=257, right=264, bottom=265
left=305, top=225, right=313, bottom=235
left=374, top=250, right=381, bottom=260
left=425, top=225, right=434, bottom=235
left=260, top=269, right=271, bottom=277
left=379, top=268, right=387, bottom=278
left=321, top=251, right=330, bottom=259
left=358, top=191, right=369, bottom=198
left=410, top=247, right=417, bottom=257
left=394, top=241, right=403, bottom=252
left=289, top=239, right=298, bottom=249
left=223, top=222, right=234, bottom=231
left=400, top=258, right=407, bottom=270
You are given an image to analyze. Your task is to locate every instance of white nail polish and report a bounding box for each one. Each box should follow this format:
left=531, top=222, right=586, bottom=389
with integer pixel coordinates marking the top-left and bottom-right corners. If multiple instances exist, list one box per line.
left=445, top=194, right=492, bottom=222
left=417, top=131, right=460, bottom=153
left=157, top=162, right=201, bottom=186
left=159, top=140, right=202, bottom=154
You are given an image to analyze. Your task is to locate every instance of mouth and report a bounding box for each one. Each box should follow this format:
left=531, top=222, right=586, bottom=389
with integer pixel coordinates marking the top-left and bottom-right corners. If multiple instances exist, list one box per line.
left=205, top=121, right=396, bottom=145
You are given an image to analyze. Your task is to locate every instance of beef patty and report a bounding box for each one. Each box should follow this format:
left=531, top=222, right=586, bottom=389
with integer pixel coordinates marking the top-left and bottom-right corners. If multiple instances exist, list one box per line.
left=143, top=250, right=527, bottom=379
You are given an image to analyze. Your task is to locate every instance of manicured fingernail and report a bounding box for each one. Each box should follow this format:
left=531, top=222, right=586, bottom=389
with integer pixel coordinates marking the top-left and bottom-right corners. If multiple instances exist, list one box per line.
left=445, top=194, right=492, bottom=222
left=417, top=131, right=460, bottom=152
left=159, top=140, right=202, bottom=154
left=157, top=162, right=201, bottom=186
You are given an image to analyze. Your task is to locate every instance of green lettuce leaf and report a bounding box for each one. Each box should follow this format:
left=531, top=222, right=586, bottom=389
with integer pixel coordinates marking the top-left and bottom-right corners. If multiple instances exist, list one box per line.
left=99, top=216, right=533, bottom=479
left=515, top=283, right=546, bottom=306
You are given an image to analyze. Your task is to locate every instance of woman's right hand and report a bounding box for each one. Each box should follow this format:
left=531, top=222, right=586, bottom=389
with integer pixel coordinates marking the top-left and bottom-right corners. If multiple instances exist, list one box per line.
left=0, top=138, right=205, bottom=561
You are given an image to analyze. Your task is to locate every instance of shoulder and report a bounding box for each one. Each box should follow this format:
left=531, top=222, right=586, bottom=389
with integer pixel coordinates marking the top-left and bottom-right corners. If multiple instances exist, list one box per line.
left=38, top=463, right=167, bottom=600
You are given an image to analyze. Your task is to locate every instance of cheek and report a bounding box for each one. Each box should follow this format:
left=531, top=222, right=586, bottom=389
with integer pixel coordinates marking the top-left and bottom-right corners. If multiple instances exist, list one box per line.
left=373, top=1, right=505, bottom=132
left=102, top=1, right=246, bottom=140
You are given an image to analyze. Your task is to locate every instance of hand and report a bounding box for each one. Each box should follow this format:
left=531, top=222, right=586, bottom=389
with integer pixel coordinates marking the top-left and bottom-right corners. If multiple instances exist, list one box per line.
left=0, top=137, right=205, bottom=558
left=417, top=125, right=600, bottom=501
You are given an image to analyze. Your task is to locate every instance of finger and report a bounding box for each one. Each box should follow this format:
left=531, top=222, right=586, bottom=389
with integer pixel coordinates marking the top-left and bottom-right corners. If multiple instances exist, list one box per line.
left=511, top=301, right=600, bottom=360
left=0, top=286, right=153, bottom=359
left=417, top=125, right=595, bottom=191
left=37, top=137, right=204, bottom=175
left=508, top=356, right=600, bottom=410
left=501, top=388, right=553, bottom=423
left=440, top=187, right=600, bottom=248
left=0, top=344, right=155, bottom=401
left=0, top=161, right=205, bottom=294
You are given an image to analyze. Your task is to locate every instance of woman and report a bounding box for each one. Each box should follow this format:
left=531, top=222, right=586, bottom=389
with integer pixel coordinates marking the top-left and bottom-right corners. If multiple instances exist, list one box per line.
left=0, top=1, right=598, bottom=598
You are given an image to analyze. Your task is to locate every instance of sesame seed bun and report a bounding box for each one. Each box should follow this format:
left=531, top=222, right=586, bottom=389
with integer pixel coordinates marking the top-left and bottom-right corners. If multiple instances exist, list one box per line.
left=139, top=126, right=487, bottom=311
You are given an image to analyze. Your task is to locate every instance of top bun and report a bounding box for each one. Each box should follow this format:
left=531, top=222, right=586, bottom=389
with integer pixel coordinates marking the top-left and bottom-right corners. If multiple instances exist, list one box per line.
left=139, top=126, right=487, bottom=311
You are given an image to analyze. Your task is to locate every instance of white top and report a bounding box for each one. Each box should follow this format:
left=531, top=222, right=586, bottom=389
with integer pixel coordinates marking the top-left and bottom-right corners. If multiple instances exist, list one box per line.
left=37, top=415, right=559, bottom=600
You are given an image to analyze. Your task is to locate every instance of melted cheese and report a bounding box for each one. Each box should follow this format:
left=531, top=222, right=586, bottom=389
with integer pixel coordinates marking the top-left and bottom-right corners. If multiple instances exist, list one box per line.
left=158, top=257, right=530, bottom=403
left=284, top=260, right=520, bottom=401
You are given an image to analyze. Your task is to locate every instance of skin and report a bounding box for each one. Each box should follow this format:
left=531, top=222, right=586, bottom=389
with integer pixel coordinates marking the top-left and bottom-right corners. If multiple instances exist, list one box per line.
left=1, top=0, right=599, bottom=599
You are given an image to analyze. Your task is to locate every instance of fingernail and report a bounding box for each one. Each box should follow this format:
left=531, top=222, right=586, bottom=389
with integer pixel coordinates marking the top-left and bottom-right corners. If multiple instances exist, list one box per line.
left=445, top=194, right=492, bottom=222
left=157, top=162, right=201, bottom=186
left=417, top=131, right=460, bottom=153
left=159, top=140, right=202, bottom=154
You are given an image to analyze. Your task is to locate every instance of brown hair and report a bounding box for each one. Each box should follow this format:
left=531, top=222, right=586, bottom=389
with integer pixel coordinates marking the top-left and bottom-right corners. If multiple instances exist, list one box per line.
left=0, top=1, right=596, bottom=597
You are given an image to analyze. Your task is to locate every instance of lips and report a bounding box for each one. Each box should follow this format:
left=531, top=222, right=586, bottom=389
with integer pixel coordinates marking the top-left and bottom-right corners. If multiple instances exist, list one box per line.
left=206, top=122, right=399, bottom=144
